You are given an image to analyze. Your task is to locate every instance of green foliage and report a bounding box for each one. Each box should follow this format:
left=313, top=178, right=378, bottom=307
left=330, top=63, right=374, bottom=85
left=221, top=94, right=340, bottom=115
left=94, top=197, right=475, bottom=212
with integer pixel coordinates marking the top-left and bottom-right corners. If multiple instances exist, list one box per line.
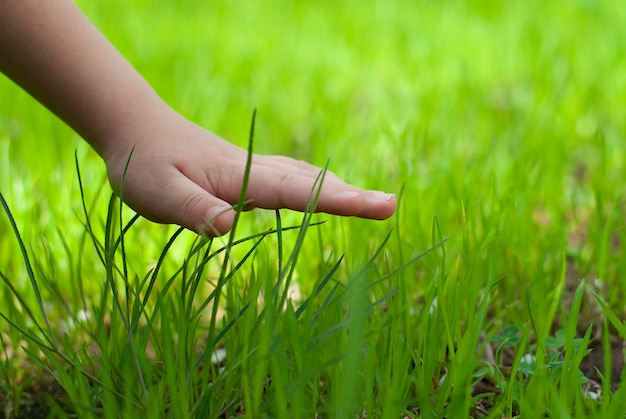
left=2, top=0, right=626, bottom=417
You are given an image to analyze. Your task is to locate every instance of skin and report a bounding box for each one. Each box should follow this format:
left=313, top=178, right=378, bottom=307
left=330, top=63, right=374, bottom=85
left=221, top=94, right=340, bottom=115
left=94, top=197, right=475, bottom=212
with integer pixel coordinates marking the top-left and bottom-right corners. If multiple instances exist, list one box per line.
left=0, top=0, right=397, bottom=236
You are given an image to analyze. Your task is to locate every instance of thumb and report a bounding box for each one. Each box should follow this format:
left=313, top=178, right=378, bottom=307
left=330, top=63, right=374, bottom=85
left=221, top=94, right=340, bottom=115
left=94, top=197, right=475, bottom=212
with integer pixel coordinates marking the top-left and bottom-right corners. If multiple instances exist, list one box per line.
left=148, top=176, right=236, bottom=236
left=199, top=201, right=236, bottom=236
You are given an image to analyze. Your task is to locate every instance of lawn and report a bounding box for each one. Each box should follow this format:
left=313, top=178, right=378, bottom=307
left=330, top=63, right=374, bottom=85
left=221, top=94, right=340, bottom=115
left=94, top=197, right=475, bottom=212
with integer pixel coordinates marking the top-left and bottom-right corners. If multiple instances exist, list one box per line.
left=1, top=0, right=626, bottom=417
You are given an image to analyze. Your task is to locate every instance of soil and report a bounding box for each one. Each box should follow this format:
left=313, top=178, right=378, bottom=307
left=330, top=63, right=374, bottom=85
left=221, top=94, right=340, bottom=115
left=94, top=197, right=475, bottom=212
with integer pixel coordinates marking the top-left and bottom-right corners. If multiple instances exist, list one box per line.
left=0, top=373, right=66, bottom=419
left=469, top=331, right=625, bottom=417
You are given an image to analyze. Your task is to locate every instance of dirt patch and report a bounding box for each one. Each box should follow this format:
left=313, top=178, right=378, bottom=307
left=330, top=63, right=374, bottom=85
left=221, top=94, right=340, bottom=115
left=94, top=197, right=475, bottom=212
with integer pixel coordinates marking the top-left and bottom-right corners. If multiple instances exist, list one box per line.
left=0, top=372, right=66, bottom=419
left=579, top=329, right=625, bottom=392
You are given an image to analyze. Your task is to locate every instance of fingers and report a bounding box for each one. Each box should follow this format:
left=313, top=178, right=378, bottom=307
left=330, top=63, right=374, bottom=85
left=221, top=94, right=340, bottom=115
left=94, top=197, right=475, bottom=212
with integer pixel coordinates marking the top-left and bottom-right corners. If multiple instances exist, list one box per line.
left=155, top=154, right=396, bottom=237
left=240, top=156, right=397, bottom=220
left=178, top=186, right=236, bottom=236
left=258, top=155, right=342, bottom=181
left=123, top=172, right=237, bottom=237
left=110, top=144, right=395, bottom=237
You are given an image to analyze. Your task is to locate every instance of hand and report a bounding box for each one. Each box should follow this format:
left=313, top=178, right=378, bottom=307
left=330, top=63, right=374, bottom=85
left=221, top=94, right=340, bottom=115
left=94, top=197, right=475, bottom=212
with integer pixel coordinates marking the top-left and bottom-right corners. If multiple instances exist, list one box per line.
left=0, top=0, right=396, bottom=235
left=104, top=109, right=397, bottom=236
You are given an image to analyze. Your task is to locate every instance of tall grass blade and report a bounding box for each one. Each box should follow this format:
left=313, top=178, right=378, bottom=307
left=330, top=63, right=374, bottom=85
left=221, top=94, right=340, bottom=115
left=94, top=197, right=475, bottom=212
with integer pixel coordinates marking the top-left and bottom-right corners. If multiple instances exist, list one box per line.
left=208, top=108, right=257, bottom=353
left=0, top=192, right=57, bottom=348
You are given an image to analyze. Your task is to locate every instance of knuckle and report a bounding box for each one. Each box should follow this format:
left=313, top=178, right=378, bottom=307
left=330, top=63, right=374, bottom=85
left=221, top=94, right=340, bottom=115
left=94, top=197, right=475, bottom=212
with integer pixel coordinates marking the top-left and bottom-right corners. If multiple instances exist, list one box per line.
left=180, top=192, right=207, bottom=219
left=279, top=172, right=297, bottom=186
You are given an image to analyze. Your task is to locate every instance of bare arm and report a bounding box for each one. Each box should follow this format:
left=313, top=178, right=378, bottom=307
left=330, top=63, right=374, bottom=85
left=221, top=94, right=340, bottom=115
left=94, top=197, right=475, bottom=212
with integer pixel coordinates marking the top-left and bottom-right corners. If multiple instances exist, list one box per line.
left=0, top=0, right=396, bottom=235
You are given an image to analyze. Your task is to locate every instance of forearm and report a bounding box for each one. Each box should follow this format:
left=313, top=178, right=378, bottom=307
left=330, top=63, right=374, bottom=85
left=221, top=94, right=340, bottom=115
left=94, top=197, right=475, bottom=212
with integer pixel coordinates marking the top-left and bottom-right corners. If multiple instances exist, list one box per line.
left=0, top=0, right=166, bottom=159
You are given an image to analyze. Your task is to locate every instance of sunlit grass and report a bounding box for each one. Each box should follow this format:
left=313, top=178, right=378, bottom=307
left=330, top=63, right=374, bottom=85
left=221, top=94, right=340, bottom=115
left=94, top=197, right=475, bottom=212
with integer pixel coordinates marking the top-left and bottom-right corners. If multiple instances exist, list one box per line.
left=2, top=0, right=626, bottom=417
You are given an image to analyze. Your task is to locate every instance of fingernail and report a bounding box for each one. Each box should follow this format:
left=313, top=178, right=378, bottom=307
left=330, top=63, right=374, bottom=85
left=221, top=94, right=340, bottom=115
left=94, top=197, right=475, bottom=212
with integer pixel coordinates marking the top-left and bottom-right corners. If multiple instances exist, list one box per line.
left=198, top=206, right=231, bottom=235
left=370, top=191, right=395, bottom=201
left=205, top=205, right=230, bottom=222
left=343, top=190, right=362, bottom=198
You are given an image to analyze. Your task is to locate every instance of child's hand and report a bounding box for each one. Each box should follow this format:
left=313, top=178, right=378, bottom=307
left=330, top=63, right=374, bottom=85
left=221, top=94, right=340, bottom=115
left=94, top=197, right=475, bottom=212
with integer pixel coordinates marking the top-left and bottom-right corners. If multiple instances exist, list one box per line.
left=0, top=0, right=397, bottom=236
left=104, top=110, right=397, bottom=236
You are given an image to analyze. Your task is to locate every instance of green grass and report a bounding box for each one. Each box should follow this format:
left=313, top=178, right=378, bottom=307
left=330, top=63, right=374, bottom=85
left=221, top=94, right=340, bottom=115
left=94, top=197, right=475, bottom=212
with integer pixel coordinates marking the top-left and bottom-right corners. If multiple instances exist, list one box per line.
left=2, top=0, right=626, bottom=417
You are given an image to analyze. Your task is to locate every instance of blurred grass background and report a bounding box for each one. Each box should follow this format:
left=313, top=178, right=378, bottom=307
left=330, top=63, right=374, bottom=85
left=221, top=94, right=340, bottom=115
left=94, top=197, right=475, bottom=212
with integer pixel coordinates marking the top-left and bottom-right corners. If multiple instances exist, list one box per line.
left=1, top=0, right=626, bottom=414
left=2, top=0, right=626, bottom=324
